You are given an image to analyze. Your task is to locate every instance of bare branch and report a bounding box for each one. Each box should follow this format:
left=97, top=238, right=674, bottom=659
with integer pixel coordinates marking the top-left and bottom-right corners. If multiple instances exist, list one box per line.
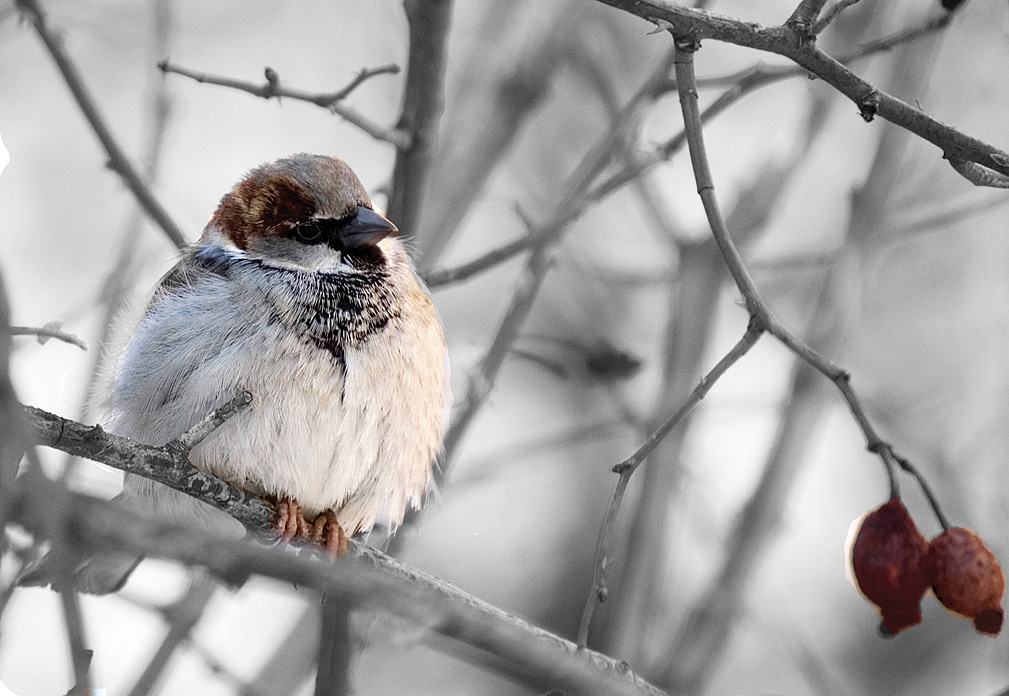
left=158, top=59, right=409, bottom=148
left=126, top=574, right=217, bottom=696
left=13, top=486, right=671, bottom=696
left=426, top=13, right=950, bottom=291
left=423, top=234, right=533, bottom=288
left=439, top=231, right=554, bottom=464
left=316, top=598, right=354, bottom=696
left=947, top=157, right=1009, bottom=189
left=416, top=3, right=579, bottom=267
left=23, top=393, right=271, bottom=532
left=813, top=0, right=863, bottom=34
left=436, top=49, right=680, bottom=468
left=386, top=0, right=455, bottom=237
left=785, top=0, right=829, bottom=35
left=329, top=63, right=403, bottom=102
left=591, top=0, right=1009, bottom=179
left=14, top=0, right=188, bottom=250
left=59, top=587, right=93, bottom=694
left=671, top=39, right=953, bottom=516
left=577, top=320, right=764, bottom=647
left=8, top=324, right=86, bottom=350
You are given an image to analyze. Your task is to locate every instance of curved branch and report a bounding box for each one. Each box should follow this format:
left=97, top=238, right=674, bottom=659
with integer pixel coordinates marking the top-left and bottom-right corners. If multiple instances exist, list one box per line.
left=23, top=392, right=271, bottom=531
left=12, top=480, right=670, bottom=696
left=592, top=1, right=1009, bottom=179
left=158, top=60, right=409, bottom=148
left=15, top=0, right=188, bottom=250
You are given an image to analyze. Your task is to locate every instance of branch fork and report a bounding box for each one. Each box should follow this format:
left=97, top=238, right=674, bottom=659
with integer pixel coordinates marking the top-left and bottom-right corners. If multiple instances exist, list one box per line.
left=24, top=390, right=273, bottom=532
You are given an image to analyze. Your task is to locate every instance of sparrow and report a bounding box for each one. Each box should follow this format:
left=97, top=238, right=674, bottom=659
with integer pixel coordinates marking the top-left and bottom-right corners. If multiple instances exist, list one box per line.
left=30, top=154, right=450, bottom=594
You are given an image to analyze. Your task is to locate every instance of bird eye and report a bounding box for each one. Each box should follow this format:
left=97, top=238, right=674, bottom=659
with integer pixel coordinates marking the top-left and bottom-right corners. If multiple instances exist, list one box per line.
left=292, top=221, right=324, bottom=244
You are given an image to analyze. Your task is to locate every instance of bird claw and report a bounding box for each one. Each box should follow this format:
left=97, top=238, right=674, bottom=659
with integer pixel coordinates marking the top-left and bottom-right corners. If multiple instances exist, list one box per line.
left=311, top=510, right=350, bottom=559
left=271, top=498, right=312, bottom=544
left=271, top=499, right=349, bottom=559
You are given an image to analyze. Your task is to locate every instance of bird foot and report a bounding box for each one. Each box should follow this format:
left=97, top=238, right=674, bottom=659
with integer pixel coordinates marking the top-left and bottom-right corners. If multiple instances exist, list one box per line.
left=270, top=499, right=349, bottom=559
left=271, top=497, right=312, bottom=544
left=311, top=510, right=350, bottom=560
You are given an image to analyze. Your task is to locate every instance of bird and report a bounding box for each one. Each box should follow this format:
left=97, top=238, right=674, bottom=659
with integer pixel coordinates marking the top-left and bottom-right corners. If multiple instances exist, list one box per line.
left=26, top=154, right=450, bottom=594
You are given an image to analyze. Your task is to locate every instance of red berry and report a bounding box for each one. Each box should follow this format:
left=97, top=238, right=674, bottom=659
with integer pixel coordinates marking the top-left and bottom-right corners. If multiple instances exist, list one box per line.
left=851, top=498, right=930, bottom=634
left=929, top=527, right=1005, bottom=635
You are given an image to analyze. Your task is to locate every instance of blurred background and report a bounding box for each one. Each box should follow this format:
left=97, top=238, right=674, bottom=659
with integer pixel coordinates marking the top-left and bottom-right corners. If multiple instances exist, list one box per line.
left=2, top=0, right=1009, bottom=694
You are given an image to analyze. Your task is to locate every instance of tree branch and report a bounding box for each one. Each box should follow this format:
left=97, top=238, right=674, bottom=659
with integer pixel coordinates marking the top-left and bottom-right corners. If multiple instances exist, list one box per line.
left=425, top=13, right=950, bottom=291
left=785, top=0, right=829, bottom=35
left=578, top=319, right=764, bottom=647
left=386, top=0, right=455, bottom=237
left=813, top=0, right=862, bottom=34
left=126, top=574, right=217, bottom=696
left=23, top=392, right=272, bottom=531
left=438, top=50, right=677, bottom=466
left=8, top=324, right=86, bottom=350
left=671, top=39, right=958, bottom=527
left=592, top=0, right=1009, bottom=179
left=14, top=0, right=188, bottom=250
left=158, top=59, right=409, bottom=148
left=12, top=481, right=670, bottom=696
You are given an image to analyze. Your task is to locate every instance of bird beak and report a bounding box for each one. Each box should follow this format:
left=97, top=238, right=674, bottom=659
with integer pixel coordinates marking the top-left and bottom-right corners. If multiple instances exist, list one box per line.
left=337, top=207, right=398, bottom=249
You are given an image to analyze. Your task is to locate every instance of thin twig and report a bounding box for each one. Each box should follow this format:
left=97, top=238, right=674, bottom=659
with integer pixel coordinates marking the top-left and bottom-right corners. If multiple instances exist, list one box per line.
left=672, top=38, right=911, bottom=507
left=64, top=0, right=176, bottom=482
left=439, top=232, right=554, bottom=464
left=127, top=574, right=217, bottom=696
left=577, top=320, right=764, bottom=647
left=592, top=1, right=1007, bottom=177
left=892, top=452, right=952, bottom=531
left=189, top=639, right=252, bottom=692
left=8, top=325, right=86, bottom=350
left=426, top=14, right=950, bottom=291
left=386, top=0, right=455, bottom=236
left=813, top=0, right=863, bottom=34
left=158, top=59, right=409, bottom=148
left=59, top=587, right=93, bottom=694
left=438, top=50, right=678, bottom=465
left=329, top=63, right=402, bottom=102
left=416, top=3, right=579, bottom=267
left=889, top=191, right=1009, bottom=239
left=14, top=0, right=187, bottom=249
left=946, top=157, right=1009, bottom=188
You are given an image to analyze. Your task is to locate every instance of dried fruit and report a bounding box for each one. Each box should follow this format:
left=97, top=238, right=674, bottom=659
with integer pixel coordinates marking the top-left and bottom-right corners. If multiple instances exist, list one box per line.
left=929, top=527, right=1005, bottom=635
left=851, top=498, right=930, bottom=634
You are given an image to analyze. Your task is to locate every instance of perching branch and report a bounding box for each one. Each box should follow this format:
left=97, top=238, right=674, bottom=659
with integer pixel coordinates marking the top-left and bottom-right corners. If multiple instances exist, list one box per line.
left=19, top=395, right=674, bottom=694
left=8, top=324, right=86, bottom=350
left=591, top=0, right=1009, bottom=179
left=23, top=392, right=271, bottom=532
left=14, top=0, right=188, bottom=250
left=158, top=59, right=409, bottom=148
left=12, top=480, right=670, bottom=696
